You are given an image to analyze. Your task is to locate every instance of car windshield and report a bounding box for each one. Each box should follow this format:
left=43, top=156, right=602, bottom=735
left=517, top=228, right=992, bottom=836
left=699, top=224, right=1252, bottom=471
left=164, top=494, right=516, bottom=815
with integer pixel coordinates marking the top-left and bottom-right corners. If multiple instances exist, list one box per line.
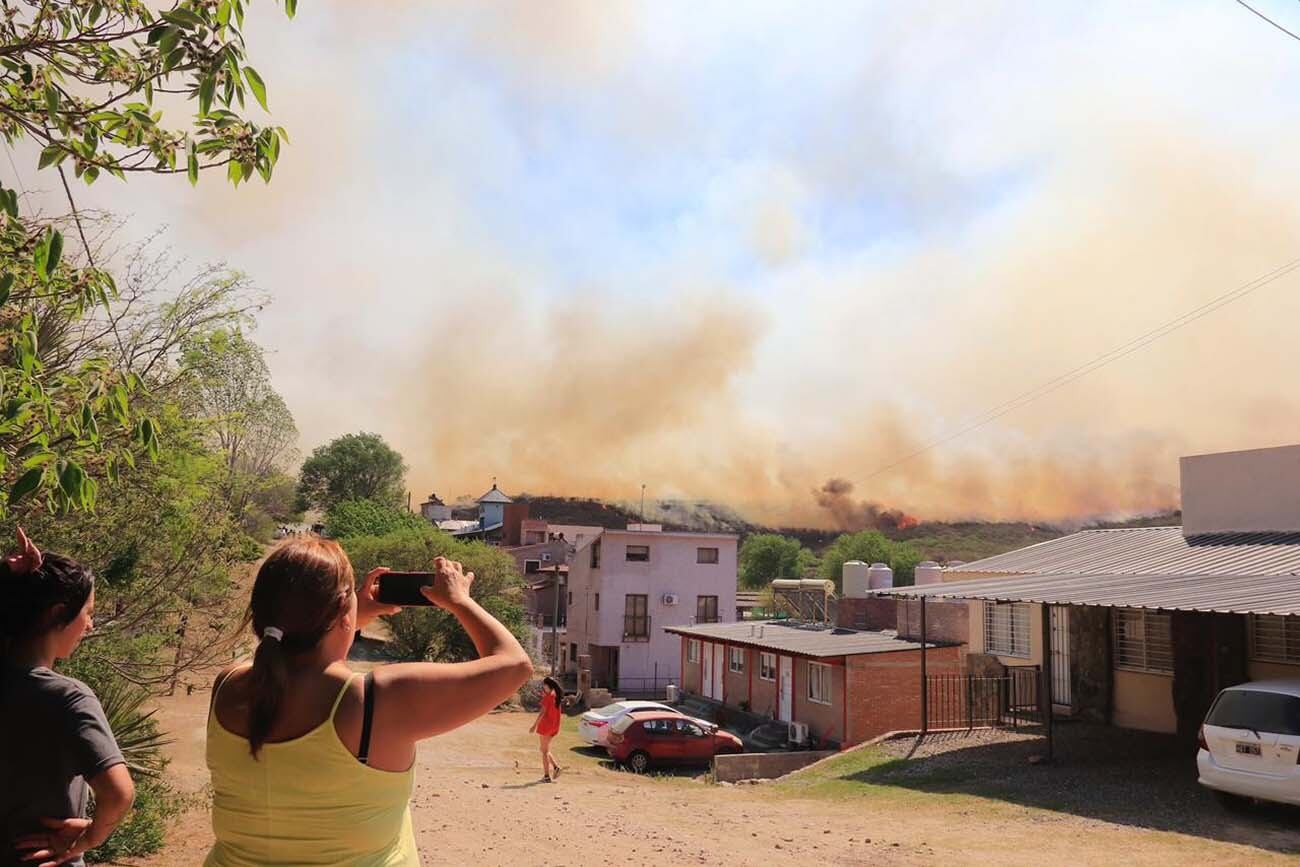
left=1207, top=690, right=1300, bottom=736
left=610, top=715, right=638, bottom=734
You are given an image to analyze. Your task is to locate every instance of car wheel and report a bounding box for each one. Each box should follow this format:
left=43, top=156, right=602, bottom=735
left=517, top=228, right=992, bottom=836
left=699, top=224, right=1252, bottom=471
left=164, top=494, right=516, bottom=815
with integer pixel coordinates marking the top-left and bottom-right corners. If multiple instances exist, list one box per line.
left=628, top=751, right=651, bottom=774
left=1212, top=790, right=1252, bottom=812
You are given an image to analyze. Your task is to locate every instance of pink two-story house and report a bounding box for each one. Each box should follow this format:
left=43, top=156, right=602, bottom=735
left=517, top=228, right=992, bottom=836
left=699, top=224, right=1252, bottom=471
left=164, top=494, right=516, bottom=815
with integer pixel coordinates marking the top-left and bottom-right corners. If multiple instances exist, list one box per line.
left=565, top=525, right=738, bottom=696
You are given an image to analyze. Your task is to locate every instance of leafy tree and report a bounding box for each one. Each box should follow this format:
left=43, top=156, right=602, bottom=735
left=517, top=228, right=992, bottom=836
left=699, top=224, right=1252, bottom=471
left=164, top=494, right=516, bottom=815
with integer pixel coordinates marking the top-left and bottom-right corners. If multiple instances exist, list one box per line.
left=325, top=499, right=427, bottom=539
left=298, top=432, right=407, bottom=512
left=819, top=529, right=921, bottom=589
left=738, top=533, right=818, bottom=589
left=339, top=527, right=529, bottom=663
left=0, top=0, right=295, bottom=515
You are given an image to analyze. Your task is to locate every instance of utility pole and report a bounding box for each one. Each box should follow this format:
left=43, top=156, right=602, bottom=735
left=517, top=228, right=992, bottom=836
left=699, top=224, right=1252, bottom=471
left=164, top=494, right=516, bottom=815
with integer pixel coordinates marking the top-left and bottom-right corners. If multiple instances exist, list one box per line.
left=640, top=484, right=646, bottom=524
left=550, top=565, right=562, bottom=673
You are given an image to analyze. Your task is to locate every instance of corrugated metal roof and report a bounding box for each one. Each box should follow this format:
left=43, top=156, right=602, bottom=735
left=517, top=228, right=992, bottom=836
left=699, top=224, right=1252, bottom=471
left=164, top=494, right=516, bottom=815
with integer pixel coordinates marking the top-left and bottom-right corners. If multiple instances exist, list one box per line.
left=664, top=620, right=948, bottom=658
left=949, top=526, right=1300, bottom=577
left=876, top=572, right=1300, bottom=616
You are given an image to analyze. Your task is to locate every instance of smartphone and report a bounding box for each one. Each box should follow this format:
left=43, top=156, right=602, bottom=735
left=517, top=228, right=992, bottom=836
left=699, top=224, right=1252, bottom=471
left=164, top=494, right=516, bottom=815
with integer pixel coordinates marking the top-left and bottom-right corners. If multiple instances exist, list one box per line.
left=374, top=571, right=437, bottom=606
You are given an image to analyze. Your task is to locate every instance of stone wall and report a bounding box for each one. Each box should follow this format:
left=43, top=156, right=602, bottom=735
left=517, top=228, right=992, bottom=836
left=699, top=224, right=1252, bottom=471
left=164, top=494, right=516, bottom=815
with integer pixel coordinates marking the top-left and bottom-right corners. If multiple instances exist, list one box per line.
left=1069, top=606, right=1111, bottom=723
left=712, top=750, right=838, bottom=782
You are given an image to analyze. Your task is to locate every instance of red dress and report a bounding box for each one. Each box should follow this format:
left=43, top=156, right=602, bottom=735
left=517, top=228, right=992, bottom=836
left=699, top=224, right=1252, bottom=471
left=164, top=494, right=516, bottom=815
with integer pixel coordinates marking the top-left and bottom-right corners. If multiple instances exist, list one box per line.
left=537, top=692, right=561, bottom=737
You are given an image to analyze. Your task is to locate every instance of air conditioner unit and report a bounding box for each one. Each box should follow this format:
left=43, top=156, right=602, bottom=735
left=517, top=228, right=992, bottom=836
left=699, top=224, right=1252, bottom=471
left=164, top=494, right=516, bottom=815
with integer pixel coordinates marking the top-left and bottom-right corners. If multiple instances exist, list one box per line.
left=662, top=593, right=679, bottom=606
left=788, top=721, right=810, bottom=745
left=541, top=553, right=552, bottom=561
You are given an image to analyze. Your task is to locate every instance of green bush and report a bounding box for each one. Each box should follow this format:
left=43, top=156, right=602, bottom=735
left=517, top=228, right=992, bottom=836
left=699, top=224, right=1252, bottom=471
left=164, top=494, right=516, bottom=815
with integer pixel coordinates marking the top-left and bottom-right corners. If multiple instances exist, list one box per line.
left=86, top=775, right=183, bottom=863
left=819, top=530, right=923, bottom=589
left=325, top=499, right=429, bottom=539
left=339, top=527, right=529, bottom=661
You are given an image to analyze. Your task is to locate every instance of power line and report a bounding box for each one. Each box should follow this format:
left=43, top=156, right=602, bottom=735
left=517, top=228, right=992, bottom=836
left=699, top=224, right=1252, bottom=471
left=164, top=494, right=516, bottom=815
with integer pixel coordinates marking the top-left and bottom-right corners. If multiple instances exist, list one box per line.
left=1235, top=0, right=1300, bottom=42
left=861, top=255, right=1300, bottom=482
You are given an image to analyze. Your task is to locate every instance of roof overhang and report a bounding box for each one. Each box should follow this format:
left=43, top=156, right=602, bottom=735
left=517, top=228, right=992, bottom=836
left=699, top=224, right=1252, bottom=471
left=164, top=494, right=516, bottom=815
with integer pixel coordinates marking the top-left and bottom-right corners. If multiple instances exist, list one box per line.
left=874, top=572, right=1300, bottom=617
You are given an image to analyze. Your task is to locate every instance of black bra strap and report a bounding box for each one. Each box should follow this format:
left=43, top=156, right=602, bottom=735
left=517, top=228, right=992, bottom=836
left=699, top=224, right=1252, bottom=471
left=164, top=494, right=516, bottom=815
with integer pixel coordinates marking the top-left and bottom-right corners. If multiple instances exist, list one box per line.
left=358, top=672, right=375, bottom=765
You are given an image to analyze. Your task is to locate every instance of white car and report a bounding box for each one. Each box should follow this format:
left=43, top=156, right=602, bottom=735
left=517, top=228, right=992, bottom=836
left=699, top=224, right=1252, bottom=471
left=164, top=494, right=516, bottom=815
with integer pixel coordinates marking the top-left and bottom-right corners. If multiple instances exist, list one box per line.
left=578, top=701, right=677, bottom=745
left=1198, top=680, right=1300, bottom=808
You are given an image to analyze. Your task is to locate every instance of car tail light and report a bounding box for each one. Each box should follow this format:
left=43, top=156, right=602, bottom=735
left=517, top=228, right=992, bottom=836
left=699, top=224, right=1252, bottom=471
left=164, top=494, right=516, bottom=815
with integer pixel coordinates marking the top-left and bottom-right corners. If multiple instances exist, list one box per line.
left=1197, top=725, right=1208, bottom=752
left=589, top=719, right=608, bottom=727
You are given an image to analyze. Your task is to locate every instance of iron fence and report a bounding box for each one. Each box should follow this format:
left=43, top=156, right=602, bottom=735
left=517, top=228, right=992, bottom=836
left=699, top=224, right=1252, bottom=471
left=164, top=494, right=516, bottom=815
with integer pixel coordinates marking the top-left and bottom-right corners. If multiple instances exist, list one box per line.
left=588, top=674, right=675, bottom=700
left=924, top=665, right=1041, bottom=732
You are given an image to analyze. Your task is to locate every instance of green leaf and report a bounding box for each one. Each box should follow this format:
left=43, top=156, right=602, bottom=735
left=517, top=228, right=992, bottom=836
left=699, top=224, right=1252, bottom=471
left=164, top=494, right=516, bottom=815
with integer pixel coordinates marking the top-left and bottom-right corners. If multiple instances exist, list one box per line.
left=46, top=230, right=63, bottom=276
left=227, top=159, right=242, bottom=186
left=284, top=0, right=297, bottom=18
left=198, top=77, right=215, bottom=117
left=187, top=149, right=199, bottom=186
left=38, top=145, right=66, bottom=169
left=217, top=0, right=232, bottom=29
left=9, top=467, right=44, bottom=506
left=158, top=25, right=181, bottom=57
left=83, top=166, right=99, bottom=185
left=44, top=84, right=60, bottom=117
left=243, top=66, right=268, bottom=111
left=162, top=8, right=204, bottom=29
left=21, top=452, right=56, bottom=470
left=59, top=461, right=85, bottom=499
left=0, top=274, right=12, bottom=306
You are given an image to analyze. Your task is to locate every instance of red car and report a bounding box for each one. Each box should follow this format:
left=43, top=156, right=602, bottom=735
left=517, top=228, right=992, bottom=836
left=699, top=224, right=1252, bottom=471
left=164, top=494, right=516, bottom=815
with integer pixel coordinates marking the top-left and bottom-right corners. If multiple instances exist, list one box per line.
left=605, top=711, right=744, bottom=773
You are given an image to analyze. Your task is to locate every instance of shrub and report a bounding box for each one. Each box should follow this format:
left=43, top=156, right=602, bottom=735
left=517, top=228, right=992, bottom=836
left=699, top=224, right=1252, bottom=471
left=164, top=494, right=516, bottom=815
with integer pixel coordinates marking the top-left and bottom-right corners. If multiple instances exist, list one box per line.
left=86, top=776, right=182, bottom=863
left=517, top=678, right=545, bottom=711
left=325, top=499, right=428, bottom=539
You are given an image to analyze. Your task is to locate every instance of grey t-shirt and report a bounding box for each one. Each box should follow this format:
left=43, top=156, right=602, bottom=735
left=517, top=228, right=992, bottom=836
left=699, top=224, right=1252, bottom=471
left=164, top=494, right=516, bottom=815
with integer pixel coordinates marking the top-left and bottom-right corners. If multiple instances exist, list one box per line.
left=0, top=665, right=125, bottom=867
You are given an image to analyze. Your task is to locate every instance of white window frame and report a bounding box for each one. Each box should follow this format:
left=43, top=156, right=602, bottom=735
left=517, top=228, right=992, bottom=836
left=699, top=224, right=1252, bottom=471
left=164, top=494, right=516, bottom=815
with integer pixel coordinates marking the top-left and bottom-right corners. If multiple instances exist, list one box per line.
left=523, top=559, right=541, bottom=574
left=1112, top=608, right=1173, bottom=674
left=759, top=652, right=776, bottom=681
left=1249, top=614, right=1300, bottom=664
left=729, top=647, right=745, bottom=673
left=808, top=662, right=833, bottom=705
left=983, top=602, right=1031, bottom=659
left=626, top=544, right=650, bottom=562
left=687, top=639, right=701, bottom=663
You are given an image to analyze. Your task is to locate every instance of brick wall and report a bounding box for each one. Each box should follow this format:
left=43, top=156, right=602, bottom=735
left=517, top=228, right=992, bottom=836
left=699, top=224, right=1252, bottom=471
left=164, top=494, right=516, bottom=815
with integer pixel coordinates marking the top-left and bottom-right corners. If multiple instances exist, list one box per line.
left=682, top=638, right=702, bottom=693
left=723, top=647, right=751, bottom=707
left=845, top=646, right=964, bottom=744
left=836, top=597, right=898, bottom=630
left=793, top=658, right=846, bottom=745
left=750, top=653, right=779, bottom=717
left=895, top=599, right=970, bottom=644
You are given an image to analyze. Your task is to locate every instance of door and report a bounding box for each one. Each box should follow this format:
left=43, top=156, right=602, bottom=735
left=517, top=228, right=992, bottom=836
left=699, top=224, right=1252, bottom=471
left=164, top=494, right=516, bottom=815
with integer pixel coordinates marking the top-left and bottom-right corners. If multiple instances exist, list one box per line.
left=610, top=647, right=620, bottom=692
left=711, top=644, right=725, bottom=701
left=675, top=718, right=711, bottom=761
left=1050, top=606, right=1071, bottom=707
left=701, top=643, right=714, bottom=699
left=778, top=656, right=793, bottom=722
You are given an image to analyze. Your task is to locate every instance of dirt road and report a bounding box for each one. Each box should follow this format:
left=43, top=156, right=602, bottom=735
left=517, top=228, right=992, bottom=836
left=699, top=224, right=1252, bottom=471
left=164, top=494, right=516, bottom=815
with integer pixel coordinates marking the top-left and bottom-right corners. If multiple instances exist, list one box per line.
left=132, top=688, right=1291, bottom=866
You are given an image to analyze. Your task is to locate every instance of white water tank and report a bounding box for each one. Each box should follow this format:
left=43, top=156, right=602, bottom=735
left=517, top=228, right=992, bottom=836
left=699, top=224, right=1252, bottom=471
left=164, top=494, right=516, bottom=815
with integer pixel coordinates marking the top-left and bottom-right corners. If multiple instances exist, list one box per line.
left=915, top=561, right=943, bottom=586
left=842, top=561, right=870, bottom=598
left=867, top=562, right=894, bottom=590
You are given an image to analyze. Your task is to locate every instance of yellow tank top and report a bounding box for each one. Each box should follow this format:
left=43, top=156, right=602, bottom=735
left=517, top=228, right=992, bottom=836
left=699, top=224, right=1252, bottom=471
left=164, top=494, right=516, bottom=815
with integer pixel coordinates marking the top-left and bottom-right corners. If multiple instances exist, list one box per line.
left=205, top=670, right=419, bottom=866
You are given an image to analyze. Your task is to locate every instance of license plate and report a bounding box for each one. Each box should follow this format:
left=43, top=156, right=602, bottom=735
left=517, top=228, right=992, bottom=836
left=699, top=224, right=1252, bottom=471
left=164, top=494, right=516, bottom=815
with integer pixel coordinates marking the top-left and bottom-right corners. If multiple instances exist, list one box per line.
left=1236, top=742, right=1261, bottom=756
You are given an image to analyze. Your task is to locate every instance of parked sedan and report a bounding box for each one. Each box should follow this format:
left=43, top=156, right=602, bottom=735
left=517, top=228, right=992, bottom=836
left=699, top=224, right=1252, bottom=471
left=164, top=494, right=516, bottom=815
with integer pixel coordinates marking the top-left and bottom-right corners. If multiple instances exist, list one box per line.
left=578, top=701, right=676, bottom=745
left=1198, top=680, right=1300, bottom=808
left=606, top=711, right=744, bottom=773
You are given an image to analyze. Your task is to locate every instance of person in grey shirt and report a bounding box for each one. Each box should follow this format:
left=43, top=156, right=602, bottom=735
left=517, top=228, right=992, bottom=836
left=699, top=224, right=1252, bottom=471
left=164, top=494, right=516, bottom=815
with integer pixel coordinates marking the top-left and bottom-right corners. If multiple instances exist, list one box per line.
left=1, top=530, right=134, bottom=867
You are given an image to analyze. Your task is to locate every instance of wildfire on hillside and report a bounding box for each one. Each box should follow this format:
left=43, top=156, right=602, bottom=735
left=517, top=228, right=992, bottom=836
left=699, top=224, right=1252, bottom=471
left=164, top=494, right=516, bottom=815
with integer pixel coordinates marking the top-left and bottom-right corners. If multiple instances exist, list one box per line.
left=814, top=478, right=919, bottom=532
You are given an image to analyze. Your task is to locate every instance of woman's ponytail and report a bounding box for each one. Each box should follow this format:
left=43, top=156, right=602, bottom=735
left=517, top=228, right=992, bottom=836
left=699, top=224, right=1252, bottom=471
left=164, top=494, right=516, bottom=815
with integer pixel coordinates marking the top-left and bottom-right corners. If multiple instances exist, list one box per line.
left=246, top=630, right=290, bottom=758
left=243, top=537, right=355, bottom=759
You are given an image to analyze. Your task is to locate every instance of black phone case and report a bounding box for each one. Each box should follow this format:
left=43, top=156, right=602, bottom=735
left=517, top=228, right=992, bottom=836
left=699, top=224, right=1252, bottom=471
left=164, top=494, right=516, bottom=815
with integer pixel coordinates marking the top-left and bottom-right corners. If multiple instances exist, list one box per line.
left=375, top=572, right=436, bottom=606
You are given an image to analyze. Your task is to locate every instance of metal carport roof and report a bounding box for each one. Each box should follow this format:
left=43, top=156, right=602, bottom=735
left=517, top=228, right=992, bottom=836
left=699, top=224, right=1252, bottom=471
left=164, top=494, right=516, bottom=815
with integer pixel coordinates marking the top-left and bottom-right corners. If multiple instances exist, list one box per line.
left=874, top=572, right=1300, bottom=616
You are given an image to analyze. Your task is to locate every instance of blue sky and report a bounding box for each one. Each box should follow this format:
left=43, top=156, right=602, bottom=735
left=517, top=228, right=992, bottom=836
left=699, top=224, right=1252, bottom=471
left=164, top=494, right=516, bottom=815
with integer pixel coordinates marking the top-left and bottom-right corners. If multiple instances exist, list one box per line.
left=30, top=0, right=1300, bottom=524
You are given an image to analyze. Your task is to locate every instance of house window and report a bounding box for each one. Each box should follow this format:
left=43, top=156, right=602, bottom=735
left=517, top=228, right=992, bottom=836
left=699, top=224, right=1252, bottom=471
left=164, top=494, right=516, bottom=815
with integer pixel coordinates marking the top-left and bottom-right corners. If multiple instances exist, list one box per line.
left=624, top=594, right=649, bottom=641
left=591, top=541, right=601, bottom=569
left=1249, top=615, right=1300, bottom=664
left=569, top=642, right=577, bottom=667
left=983, top=602, right=1030, bottom=658
left=1113, top=608, right=1173, bottom=674
left=594, top=593, right=600, bottom=612
left=808, top=662, right=833, bottom=705
left=687, top=639, right=701, bottom=663
left=697, top=547, right=719, bottom=564
left=729, top=647, right=745, bottom=673
left=567, top=591, right=572, bottom=606
left=524, top=559, right=541, bottom=574
left=626, top=544, right=650, bottom=562
left=696, top=595, right=719, bottom=624
left=759, top=652, right=776, bottom=681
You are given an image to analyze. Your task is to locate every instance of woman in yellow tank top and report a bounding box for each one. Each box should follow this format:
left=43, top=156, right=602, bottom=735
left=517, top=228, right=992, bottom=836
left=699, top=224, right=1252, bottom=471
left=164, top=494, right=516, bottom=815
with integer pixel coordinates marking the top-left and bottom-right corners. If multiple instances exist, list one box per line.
left=205, top=538, right=533, bottom=866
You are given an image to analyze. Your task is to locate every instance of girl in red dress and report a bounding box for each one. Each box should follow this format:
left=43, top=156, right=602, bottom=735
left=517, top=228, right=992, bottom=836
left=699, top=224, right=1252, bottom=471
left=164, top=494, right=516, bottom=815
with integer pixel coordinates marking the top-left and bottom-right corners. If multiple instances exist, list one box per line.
left=529, top=676, right=564, bottom=782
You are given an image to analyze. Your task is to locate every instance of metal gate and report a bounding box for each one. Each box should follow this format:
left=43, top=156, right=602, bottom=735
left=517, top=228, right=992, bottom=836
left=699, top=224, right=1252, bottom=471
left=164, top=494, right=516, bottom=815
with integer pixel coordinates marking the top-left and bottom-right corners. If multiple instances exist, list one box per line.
left=1050, top=606, right=1071, bottom=707
left=924, top=666, right=1041, bottom=731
